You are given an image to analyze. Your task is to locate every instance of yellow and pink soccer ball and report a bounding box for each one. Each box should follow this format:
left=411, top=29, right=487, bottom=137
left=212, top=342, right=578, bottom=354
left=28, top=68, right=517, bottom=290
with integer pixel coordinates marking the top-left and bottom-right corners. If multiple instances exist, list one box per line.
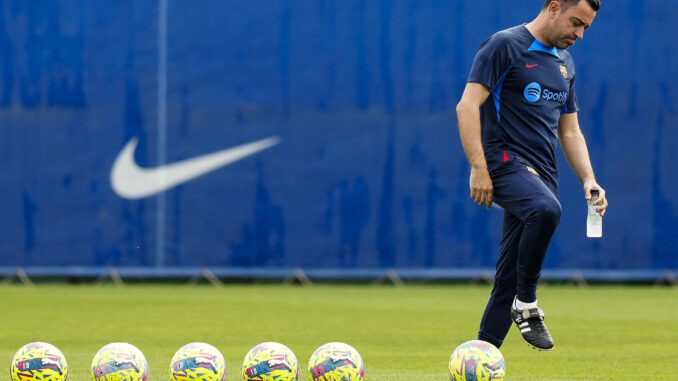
left=91, top=342, right=148, bottom=381
left=10, top=342, right=68, bottom=381
left=448, top=340, right=505, bottom=381
left=307, top=342, right=364, bottom=381
left=241, top=342, right=299, bottom=381
left=169, top=342, right=226, bottom=381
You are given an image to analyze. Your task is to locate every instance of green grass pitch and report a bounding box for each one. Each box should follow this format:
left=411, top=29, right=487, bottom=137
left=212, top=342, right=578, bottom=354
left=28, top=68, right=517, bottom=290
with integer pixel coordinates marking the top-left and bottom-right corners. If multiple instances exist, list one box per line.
left=0, top=284, right=676, bottom=380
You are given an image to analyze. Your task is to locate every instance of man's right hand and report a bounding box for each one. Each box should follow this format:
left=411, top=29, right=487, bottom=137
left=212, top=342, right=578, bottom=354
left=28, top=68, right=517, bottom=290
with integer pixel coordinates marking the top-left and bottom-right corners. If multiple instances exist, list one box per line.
left=457, top=82, right=493, bottom=209
left=470, top=166, right=493, bottom=209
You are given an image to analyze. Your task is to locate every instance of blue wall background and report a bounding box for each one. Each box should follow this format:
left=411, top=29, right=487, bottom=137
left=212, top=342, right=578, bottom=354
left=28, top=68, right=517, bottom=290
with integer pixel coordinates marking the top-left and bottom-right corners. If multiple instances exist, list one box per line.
left=0, top=0, right=676, bottom=271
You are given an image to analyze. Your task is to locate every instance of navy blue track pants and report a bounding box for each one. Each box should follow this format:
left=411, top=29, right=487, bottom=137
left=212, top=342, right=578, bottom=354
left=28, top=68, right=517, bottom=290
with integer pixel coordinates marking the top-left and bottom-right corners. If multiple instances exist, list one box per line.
left=477, top=154, right=561, bottom=348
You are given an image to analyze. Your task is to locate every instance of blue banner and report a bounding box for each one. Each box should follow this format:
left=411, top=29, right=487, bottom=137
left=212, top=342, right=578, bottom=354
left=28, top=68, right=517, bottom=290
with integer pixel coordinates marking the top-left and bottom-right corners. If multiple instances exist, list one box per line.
left=0, top=0, right=676, bottom=271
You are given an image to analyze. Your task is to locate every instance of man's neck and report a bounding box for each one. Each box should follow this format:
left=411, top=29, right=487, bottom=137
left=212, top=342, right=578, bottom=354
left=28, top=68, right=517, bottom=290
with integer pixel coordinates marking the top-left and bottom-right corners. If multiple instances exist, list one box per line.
left=525, top=14, right=554, bottom=48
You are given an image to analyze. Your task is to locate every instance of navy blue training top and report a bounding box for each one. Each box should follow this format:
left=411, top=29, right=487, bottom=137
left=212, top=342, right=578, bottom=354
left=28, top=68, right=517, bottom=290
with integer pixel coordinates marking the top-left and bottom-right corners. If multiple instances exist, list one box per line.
left=468, top=25, right=578, bottom=186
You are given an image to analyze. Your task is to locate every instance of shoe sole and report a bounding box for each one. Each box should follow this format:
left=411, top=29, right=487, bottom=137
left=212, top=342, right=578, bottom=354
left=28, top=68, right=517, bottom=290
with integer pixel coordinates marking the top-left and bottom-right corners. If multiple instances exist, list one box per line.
left=525, top=341, right=555, bottom=351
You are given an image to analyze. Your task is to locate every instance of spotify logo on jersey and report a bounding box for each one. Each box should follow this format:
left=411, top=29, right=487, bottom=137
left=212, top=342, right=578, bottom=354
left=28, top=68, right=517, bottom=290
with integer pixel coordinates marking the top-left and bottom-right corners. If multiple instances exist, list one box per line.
left=524, top=82, right=542, bottom=102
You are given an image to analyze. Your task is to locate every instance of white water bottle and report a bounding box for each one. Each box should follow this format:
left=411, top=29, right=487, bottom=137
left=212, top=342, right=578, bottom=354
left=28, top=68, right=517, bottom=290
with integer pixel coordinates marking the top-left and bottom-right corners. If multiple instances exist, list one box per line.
left=587, top=189, right=602, bottom=238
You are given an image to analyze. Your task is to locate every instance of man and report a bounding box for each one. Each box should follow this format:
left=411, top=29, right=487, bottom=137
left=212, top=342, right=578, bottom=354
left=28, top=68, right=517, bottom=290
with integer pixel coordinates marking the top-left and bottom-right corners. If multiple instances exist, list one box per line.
left=456, top=0, right=609, bottom=351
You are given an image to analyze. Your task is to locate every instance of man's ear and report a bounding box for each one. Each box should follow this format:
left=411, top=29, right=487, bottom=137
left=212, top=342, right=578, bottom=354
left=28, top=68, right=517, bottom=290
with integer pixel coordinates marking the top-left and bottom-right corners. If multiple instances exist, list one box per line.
left=548, top=1, right=562, bottom=18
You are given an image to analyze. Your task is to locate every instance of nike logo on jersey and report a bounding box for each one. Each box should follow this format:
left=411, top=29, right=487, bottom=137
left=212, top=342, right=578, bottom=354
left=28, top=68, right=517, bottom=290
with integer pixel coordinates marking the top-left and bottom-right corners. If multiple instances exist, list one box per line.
left=111, top=136, right=280, bottom=199
left=525, top=63, right=539, bottom=69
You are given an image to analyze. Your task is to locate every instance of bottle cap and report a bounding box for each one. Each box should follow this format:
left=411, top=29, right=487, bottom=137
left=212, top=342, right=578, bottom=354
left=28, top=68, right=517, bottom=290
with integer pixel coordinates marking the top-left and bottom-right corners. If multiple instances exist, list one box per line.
left=590, top=189, right=599, bottom=197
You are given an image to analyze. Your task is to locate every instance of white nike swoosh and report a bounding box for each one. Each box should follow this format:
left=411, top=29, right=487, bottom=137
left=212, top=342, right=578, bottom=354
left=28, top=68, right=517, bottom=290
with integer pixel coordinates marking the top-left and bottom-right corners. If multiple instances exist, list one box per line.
left=111, top=136, right=280, bottom=199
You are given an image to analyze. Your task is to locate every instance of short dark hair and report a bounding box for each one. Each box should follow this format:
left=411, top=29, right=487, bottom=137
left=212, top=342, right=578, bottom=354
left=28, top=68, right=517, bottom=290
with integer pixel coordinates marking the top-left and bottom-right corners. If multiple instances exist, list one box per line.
left=543, top=0, right=601, bottom=12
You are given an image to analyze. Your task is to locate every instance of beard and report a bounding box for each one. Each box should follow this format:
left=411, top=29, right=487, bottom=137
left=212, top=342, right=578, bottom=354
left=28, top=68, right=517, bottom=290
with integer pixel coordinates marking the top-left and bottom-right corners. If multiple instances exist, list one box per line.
left=555, top=40, right=571, bottom=49
left=553, top=35, right=577, bottom=49
left=546, top=25, right=578, bottom=49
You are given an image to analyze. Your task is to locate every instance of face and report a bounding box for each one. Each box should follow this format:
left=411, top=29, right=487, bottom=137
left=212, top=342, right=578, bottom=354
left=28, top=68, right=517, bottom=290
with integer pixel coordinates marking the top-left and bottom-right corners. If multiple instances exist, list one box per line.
left=546, top=1, right=597, bottom=49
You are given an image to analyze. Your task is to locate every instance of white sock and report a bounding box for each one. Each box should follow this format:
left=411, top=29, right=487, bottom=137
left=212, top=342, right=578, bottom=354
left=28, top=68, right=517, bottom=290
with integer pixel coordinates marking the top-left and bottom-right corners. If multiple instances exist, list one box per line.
left=514, top=298, right=537, bottom=310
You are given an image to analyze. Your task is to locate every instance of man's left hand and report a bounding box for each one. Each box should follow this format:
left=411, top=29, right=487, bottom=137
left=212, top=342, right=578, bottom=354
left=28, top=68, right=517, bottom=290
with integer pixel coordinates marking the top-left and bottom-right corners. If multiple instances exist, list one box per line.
left=583, top=181, right=608, bottom=217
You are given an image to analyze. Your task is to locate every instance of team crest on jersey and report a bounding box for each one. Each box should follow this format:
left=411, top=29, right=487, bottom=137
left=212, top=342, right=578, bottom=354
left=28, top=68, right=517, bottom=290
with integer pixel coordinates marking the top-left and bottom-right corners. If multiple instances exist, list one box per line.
left=559, top=65, right=568, bottom=79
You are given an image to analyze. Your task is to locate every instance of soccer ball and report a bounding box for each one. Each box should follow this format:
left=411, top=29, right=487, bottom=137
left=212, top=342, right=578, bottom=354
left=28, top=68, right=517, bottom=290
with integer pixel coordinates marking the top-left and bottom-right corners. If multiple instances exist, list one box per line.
left=308, top=342, right=365, bottom=381
left=242, top=342, right=299, bottom=381
left=170, top=342, right=226, bottom=381
left=91, top=342, right=149, bottom=381
left=10, top=342, right=68, bottom=381
left=448, top=340, right=505, bottom=381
